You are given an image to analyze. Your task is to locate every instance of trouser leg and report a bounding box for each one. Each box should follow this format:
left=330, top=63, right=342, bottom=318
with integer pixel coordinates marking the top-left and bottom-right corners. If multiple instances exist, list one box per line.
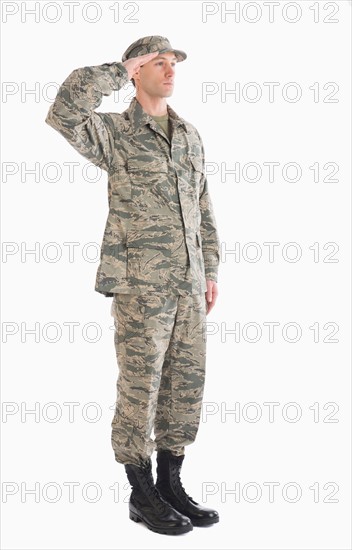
left=110, top=292, right=178, bottom=466
left=154, top=292, right=207, bottom=456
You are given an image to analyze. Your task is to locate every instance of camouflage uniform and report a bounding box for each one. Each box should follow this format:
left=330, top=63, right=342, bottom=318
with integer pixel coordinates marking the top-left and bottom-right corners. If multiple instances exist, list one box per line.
left=45, top=36, right=220, bottom=466
left=110, top=291, right=207, bottom=464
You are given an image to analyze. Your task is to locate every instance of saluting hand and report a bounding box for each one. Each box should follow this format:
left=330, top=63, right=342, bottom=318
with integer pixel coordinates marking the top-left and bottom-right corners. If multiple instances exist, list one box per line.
left=122, top=51, right=160, bottom=81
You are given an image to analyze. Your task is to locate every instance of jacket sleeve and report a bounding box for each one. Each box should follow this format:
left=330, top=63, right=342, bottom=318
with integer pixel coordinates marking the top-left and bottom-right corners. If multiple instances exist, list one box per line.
left=197, top=130, right=221, bottom=283
left=45, top=61, right=130, bottom=172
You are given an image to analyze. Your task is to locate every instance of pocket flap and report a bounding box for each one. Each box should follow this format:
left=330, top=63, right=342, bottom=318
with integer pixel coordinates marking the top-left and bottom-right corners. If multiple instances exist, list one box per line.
left=127, top=157, right=168, bottom=173
left=190, top=156, right=203, bottom=173
left=126, top=229, right=173, bottom=250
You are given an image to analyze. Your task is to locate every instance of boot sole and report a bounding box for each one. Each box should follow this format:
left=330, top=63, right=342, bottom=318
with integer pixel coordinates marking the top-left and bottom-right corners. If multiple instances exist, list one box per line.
left=129, top=509, right=193, bottom=535
left=191, top=515, right=220, bottom=527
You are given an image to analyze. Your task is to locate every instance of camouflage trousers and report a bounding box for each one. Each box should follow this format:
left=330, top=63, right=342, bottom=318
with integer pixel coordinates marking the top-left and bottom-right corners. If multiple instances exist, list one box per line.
left=110, top=292, right=207, bottom=466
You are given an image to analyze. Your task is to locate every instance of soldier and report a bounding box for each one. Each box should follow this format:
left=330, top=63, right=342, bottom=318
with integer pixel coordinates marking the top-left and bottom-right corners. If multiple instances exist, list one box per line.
left=45, top=35, right=220, bottom=535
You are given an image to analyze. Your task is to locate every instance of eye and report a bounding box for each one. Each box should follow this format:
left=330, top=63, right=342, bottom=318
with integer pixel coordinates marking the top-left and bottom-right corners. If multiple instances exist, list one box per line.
left=155, top=61, right=176, bottom=66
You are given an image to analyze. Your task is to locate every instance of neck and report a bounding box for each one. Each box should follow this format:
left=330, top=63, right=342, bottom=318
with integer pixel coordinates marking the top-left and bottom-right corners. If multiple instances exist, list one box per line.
left=135, top=90, right=168, bottom=117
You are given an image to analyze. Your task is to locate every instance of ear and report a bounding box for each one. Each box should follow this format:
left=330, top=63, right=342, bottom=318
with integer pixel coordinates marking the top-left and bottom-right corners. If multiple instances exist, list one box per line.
left=133, top=67, right=141, bottom=84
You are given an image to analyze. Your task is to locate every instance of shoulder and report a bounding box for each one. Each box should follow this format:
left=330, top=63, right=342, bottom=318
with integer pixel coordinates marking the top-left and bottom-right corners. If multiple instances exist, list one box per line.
left=182, top=119, right=204, bottom=145
left=180, top=119, right=205, bottom=158
left=180, top=117, right=199, bottom=136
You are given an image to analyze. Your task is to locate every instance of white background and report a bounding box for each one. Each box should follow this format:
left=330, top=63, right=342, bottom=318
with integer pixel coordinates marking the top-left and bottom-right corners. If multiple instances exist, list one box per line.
left=1, top=1, right=351, bottom=549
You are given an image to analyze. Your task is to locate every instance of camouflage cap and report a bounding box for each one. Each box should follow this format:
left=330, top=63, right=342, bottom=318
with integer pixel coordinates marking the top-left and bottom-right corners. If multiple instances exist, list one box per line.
left=121, top=35, right=187, bottom=63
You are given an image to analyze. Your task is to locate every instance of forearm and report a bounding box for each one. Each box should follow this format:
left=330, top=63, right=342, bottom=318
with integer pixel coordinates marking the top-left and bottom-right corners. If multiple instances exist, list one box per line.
left=45, top=61, right=129, bottom=171
left=199, top=179, right=220, bottom=282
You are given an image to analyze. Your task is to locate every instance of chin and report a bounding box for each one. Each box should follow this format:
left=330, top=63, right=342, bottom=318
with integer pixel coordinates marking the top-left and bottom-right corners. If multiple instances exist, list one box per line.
left=158, top=86, right=173, bottom=96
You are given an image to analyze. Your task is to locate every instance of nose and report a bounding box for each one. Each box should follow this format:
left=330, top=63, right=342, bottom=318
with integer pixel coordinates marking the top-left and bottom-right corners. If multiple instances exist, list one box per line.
left=165, top=63, right=175, bottom=78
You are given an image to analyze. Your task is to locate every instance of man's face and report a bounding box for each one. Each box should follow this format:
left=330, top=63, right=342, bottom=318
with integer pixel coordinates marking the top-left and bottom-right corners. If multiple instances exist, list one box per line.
left=134, top=51, right=177, bottom=97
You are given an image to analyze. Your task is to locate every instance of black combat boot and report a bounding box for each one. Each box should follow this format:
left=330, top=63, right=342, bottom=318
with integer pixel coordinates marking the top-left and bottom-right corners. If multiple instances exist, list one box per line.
left=124, top=457, right=193, bottom=535
left=155, top=449, right=219, bottom=527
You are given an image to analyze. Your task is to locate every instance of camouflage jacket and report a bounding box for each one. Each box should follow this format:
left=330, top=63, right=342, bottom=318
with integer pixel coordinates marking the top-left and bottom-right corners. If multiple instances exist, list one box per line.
left=45, top=61, right=220, bottom=297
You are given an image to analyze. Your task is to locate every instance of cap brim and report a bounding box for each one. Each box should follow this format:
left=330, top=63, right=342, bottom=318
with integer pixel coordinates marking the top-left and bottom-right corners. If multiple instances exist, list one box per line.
left=158, top=47, right=187, bottom=62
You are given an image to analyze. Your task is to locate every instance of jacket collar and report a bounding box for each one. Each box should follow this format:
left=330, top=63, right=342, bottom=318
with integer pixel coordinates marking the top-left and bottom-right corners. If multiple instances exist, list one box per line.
left=126, top=96, right=188, bottom=133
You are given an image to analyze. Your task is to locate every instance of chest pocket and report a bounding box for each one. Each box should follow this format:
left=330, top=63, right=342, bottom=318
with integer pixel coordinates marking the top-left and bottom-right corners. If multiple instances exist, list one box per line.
left=127, top=157, right=170, bottom=208
left=109, top=171, right=131, bottom=201
left=182, top=156, right=203, bottom=208
left=190, top=157, right=204, bottom=188
left=127, top=157, right=169, bottom=180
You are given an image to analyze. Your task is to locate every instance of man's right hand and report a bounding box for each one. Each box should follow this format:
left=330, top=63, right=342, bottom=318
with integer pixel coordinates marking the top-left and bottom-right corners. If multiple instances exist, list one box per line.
left=122, top=51, right=160, bottom=81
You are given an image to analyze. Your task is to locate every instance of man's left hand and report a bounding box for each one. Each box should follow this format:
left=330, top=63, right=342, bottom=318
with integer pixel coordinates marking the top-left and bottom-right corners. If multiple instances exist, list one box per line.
left=205, top=279, right=218, bottom=315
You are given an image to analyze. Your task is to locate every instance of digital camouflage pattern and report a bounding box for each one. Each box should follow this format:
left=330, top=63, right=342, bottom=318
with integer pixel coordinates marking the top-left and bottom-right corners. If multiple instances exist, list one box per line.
left=45, top=61, right=220, bottom=297
left=121, top=35, right=187, bottom=63
left=110, top=291, right=207, bottom=465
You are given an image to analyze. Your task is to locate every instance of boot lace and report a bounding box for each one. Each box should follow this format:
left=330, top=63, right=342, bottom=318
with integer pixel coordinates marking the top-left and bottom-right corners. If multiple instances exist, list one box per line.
left=139, top=461, right=169, bottom=514
left=170, top=465, right=195, bottom=504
